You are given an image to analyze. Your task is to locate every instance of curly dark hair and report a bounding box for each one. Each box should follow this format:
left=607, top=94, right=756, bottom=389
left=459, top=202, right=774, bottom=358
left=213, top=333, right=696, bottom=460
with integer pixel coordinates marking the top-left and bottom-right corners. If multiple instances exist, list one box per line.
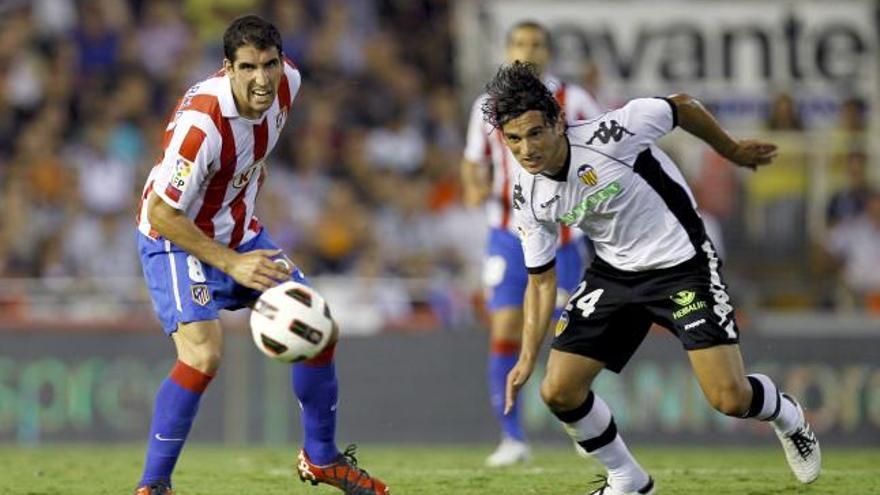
left=223, top=15, right=283, bottom=62
left=481, top=61, right=560, bottom=130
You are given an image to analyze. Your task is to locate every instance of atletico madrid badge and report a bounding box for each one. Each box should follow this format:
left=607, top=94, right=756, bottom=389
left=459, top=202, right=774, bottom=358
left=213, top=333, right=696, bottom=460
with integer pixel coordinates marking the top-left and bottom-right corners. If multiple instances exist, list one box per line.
left=191, top=284, right=211, bottom=306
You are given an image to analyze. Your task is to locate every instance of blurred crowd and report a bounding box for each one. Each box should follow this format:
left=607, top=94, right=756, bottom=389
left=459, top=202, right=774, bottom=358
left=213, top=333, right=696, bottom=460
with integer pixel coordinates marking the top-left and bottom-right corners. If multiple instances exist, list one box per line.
left=0, top=0, right=876, bottom=322
left=0, top=0, right=482, bottom=289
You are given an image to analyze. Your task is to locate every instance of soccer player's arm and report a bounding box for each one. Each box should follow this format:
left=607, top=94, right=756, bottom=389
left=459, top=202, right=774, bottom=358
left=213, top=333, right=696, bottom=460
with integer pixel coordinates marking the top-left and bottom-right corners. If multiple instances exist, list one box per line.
left=147, top=115, right=288, bottom=291
left=461, top=96, right=492, bottom=207
left=666, top=94, right=777, bottom=170
left=504, top=205, right=558, bottom=413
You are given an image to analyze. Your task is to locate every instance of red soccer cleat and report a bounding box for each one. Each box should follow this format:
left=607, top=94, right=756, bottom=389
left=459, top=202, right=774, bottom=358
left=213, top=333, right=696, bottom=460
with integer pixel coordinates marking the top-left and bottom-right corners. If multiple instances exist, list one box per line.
left=296, top=444, right=390, bottom=495
left=134, top=481, right=174, bottom=495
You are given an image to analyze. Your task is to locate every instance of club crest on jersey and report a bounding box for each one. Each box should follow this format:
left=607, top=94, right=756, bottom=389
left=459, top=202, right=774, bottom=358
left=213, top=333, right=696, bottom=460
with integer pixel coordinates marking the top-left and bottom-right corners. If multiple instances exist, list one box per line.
left=577, top=164, right=599, bottom=186
left=191, top=284, right=211, bottom=306
left=233, top=159, right=264, bottom=188
left=276, top=110, right=286, bottom=130
left=671, top=290, right=696, bottom=306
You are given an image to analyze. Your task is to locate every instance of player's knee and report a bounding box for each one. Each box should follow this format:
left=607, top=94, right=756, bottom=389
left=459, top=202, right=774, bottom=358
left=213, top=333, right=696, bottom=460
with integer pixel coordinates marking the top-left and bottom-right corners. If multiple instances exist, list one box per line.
left=539, top=379, right=582, bottom=412
left=180, top=347, right=223, bottom=374
left=706, top=382, right=751, bottom=416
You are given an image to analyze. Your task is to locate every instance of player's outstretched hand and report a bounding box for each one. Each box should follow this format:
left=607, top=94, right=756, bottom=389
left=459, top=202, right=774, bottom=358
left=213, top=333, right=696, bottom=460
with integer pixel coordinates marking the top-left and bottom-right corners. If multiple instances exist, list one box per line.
left=228, top=249, right=292, bottom=292
left=504, top=357, right=536, bottom=416
left=727, top=139, right=778, bottom=170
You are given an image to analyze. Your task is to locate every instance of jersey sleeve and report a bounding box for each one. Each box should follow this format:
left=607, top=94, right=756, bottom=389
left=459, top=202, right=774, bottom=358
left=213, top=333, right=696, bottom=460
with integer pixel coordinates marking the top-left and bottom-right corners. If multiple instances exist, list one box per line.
left=151, top=112, right=221, bottom=211
left=620, top=97, right=677, bottom=143
left=512, top=178, right=559, bottom=272
left=462, top=94, right=492, bottom=166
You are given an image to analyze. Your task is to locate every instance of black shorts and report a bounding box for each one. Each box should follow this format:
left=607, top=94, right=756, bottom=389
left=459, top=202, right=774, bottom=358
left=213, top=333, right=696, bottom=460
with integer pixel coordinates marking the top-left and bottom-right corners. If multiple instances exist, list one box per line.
left=552, top=251, right=740, bottom=373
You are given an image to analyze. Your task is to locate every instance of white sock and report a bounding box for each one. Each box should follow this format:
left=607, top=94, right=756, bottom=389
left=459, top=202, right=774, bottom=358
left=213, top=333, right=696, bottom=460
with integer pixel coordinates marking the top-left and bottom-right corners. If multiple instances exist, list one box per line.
left=772, top=395, right=803, bottom=435
left=553, top=392, right=649, bottom=491
left=745, top=373, right=802, bottom=435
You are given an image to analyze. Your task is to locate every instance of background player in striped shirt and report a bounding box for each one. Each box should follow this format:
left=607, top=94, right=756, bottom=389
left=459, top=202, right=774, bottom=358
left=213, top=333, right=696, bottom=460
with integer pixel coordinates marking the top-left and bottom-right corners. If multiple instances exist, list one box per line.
left=486, top=62, right=821, bottom=495
left=460, top=20, right=603, bottom=467
left=135, top=15, right=388, bottom=495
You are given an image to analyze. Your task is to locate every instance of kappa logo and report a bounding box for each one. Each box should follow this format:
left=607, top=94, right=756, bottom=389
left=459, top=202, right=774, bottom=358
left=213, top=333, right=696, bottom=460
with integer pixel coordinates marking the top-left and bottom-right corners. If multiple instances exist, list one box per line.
left=512, top=183, right=526, bottom=210
left=586, top=120, right=634, bottom=145
left=540, top=194, right=560, bottom=208
left=191, top=284, right=211, bottom=306
left=577, top=164, right=599, bottom=186
left=672, top=290, right=696, bottom=306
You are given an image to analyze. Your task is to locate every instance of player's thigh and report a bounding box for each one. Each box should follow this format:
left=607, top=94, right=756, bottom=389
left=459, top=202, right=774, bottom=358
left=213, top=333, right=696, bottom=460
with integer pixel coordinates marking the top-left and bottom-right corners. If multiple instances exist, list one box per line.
left=490, top=307, right=523, bottom=341
left=687, top=343, right=751, bottom=412
left=138, top=235, right=222, bottom=334
left=552, top=271, right=652, bottom=374
left=483, top=229, right=528, bottom=311
left=172, top=320, right=224, bottom=373
left=541, top=349, right=605, bottom=409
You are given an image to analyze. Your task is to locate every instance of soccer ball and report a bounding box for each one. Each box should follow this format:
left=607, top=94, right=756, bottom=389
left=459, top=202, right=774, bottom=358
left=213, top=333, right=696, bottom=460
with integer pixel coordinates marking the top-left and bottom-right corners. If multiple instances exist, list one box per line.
left=250, top=281, right=335, bottom=362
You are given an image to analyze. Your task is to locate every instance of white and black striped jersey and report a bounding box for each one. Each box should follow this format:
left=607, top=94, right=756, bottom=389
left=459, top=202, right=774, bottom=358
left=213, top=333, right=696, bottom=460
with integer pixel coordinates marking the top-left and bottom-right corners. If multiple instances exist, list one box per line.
left=513, top=97, right=708, bottom=273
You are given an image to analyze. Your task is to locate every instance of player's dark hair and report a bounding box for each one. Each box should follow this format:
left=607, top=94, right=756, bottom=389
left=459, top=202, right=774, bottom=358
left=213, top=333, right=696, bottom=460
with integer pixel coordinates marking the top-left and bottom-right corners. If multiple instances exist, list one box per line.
left=482, top=61, right=560, bottom=130
left=506, top=20, right=553, bottom=52
left=223, top=15, right=283, bottom=62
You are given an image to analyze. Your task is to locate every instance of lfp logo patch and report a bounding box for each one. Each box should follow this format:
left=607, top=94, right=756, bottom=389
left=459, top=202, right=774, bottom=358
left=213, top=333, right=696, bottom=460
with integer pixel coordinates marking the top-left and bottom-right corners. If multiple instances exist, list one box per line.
left=165, top=158, right=193, bottom=202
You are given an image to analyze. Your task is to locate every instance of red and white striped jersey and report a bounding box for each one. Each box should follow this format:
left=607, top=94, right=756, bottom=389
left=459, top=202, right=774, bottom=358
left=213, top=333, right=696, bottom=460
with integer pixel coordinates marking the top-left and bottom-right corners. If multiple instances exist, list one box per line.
left=137, top=60, right=301, bottom=248
left=463, top=75, right=603, bottom=244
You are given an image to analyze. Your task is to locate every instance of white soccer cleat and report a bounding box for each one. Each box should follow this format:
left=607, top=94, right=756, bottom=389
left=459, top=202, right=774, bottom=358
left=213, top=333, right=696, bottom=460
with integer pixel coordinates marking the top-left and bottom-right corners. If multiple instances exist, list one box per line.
left=586, top=476, right=655, bottom=495
left=485, top=437, right=530, bottom=467
left=775, top=394, right=821, bottom=484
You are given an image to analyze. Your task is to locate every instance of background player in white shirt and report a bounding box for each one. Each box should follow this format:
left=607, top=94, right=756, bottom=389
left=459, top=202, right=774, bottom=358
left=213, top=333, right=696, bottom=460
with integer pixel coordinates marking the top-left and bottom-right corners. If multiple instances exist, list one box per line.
left=461, top=21, right=602, bottom=467
left=135, top=15, right=388, bottom=495
left=482, top=62, right=820, bottom=495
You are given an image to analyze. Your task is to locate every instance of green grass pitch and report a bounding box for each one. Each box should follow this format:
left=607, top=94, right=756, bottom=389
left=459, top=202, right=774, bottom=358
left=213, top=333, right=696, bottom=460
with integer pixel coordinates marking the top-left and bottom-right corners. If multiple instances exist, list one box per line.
left=1, top=444, right=878, bottom=494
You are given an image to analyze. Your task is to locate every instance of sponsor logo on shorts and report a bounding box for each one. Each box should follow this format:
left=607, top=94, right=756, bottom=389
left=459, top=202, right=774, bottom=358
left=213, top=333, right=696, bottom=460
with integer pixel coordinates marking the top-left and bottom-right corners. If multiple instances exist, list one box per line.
left=191, top=284, right=211, bottom=306
left=673, top=300, right=707, bottom=320
left=683, top=318, right=706, bottom=331
left=672, top=290, right=696, bottom=306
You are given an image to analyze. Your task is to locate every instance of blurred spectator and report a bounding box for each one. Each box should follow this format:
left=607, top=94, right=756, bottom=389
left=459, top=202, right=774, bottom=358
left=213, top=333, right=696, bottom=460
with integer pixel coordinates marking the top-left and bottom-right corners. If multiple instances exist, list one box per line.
left=824, top=192, right=880, bottom=312
left=827, top=150, right=875, bottom=227
left=766, top=92, right=804, bottom=131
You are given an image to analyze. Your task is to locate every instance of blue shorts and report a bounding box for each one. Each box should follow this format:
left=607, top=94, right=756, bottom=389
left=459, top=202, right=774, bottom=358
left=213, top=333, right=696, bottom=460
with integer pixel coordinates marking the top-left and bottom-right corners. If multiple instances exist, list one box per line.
left=138, top=229, right=308, bottom=334
left=483, top=228, right=585, bottom=312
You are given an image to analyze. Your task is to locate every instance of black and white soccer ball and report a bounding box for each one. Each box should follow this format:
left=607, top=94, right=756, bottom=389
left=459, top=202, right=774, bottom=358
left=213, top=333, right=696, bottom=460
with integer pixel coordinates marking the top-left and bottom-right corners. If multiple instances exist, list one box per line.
left=250, top=281, right=335, bottom=362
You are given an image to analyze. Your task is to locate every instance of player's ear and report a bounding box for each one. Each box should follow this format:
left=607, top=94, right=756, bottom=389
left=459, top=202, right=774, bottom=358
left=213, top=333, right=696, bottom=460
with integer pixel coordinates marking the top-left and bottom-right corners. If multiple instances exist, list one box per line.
left=223, top=58, right=234, bottom=73
left=555, top=111, right=567, bottom=135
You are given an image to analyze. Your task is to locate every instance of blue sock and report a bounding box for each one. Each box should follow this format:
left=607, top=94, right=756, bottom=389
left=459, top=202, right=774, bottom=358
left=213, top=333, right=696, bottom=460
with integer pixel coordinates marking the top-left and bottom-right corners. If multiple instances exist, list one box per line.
left=140, top=361, right=213, bottom=487
left=292, top=344, right=339, bottom=465
left=489, top=340, right=525, bottom=442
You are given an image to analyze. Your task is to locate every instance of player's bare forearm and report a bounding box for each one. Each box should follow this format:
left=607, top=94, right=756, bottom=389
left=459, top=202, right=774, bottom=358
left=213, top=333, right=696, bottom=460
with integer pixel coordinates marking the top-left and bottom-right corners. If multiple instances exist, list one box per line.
left=520, top=267, right=558, bottom=363
left=669, top=93, right=777, bottom=169
left=669, top=93, right=738, bottom=157
left=147, top=193, right=291, bottom=291
left=146, top=192, right=237, bottom=273
left=460, top=159, right=490, bottom=207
